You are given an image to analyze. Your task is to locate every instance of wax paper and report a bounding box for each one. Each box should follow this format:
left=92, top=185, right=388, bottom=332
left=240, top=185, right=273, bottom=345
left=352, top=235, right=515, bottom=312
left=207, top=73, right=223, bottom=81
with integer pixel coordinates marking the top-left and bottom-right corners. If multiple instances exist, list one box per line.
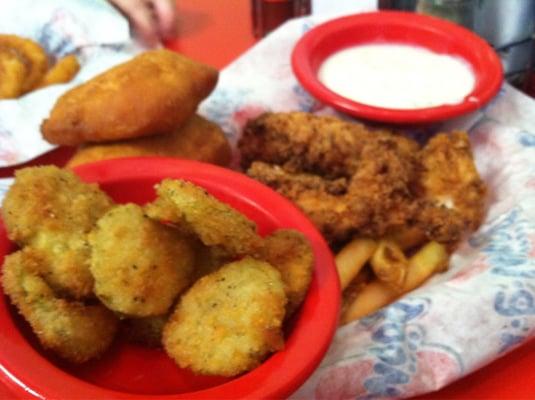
left=1, top=1, right=535, bottom=399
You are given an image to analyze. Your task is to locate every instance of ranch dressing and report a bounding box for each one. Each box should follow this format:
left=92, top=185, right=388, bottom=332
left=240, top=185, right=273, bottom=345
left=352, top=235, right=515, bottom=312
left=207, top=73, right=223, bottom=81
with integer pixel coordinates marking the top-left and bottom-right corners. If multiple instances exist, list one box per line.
left=317, top=43, right=476, bottom=109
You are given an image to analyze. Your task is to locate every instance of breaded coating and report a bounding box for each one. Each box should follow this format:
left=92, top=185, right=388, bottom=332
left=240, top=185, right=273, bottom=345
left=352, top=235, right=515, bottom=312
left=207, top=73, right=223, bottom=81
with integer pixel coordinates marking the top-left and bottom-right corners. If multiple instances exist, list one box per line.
left=1, top=166, right=114, bottom=298
left=145, top=179, right=262, bottom=257
left=121, top=315, right=168, bottom=347
left=240, top=113, right=486, bottom=249
left=89, top=204, right=195, bottom=317
left=37, top=54, right=80, bottom=88
left=246, top=137, right=419, bottom=246
left=1, top=248, right=118, bottom=363
left=0, top=49, right=26, bottom=99
left=41, top=49, right=219, bottom=145
left=66, top=115, right=231, bottom=168
left=0, top=34, right=48, bottom=93
left=259, top=229, right=313, bottom=315
left=163, top=257, right=287, bottom=376
left=415, top=131, right=487, bottom=245
left=239, top=112, right=418, bottom=179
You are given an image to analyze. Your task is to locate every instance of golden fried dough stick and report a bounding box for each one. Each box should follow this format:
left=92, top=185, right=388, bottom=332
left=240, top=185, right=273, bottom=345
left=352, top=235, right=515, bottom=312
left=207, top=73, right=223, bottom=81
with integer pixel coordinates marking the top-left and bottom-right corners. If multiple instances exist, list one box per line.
left=41, top=49, right=219, bottom=145
left=1, top=166, right=114, bottom=299
left=258, top=229, right=314, bottom=315
left=145, top=179, right=262, bottom=257
left=89, top=204, right=195, bottom=317
left=66, top=115, right=231, bottom=168
left=163, top=257, right=287, bottom=376
left=37, top=54, right=80, bottom=88
left=2, top=248, right=118, bottom=363
left=0, top=34, right=48, bottom=93
left=0, top=50, right=26, bottom=99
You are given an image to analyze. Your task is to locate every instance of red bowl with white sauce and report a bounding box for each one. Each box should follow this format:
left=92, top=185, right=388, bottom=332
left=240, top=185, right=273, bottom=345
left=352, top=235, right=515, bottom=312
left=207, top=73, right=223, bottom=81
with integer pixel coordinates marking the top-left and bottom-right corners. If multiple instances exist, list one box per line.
left=0, top=157, right=340, bottom=400
left=291, top=11, right=504, bottom=124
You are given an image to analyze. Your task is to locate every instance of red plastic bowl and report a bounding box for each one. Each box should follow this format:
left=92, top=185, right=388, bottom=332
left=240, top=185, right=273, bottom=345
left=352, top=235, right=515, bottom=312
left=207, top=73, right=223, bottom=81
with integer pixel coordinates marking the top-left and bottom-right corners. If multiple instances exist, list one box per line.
left=292, top=11, right=503, bottom=124
left=0, top=157, right=340, bottom=399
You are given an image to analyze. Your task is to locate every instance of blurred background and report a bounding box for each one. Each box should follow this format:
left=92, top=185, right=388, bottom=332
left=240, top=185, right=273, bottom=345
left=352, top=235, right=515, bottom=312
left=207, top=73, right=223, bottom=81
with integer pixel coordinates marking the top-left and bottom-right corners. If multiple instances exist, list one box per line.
left=248, top=0, right=535, bottom=96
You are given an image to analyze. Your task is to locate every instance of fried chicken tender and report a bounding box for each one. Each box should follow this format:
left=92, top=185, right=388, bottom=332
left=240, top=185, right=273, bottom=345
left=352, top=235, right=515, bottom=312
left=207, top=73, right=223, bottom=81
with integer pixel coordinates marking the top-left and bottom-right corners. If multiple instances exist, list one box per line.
left=0, top=50, right=26, bottom=99
left=66, top=115, right=231, bottom=168
left=1, top=166, right=114, bottom=298
left=239, top=112, right=418, bottom=179
left=41, top=49, right=219, bottom=145
left=415, top=131, right=487, bottom=245
left=244, top=127, right=419, bottom=245
left=0, top=34, right=48, bottom=93
left=240, top=113, right=485, bottom=248
left=145, top=179, right=262, bottom=257
left=2, top=248, right=118, bottom=363
left=163, top=257, right=287, bottom=377
left=258, top=229, right=313, bottom=315
left=89, top=204, right=195, bottom=317
left=37, top=54, right=80, bottom=88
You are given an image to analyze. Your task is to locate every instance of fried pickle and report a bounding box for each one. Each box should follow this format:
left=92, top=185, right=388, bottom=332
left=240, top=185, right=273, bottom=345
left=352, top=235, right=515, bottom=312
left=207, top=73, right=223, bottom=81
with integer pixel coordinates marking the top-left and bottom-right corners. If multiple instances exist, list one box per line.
left=258, top=229, right=313, bottom=315
left=41, top=49, right=219, bottom=145
left=145, top=179, right=262, bottom=257
left=66, top=115, right=231, bottom=168
left=2, top=248, right=118, bottom=363
left=1, top=166, right=114, bottom=298
left=89, top=204, right=195, bottom=317
left=163, top=257, right=287, bottom=377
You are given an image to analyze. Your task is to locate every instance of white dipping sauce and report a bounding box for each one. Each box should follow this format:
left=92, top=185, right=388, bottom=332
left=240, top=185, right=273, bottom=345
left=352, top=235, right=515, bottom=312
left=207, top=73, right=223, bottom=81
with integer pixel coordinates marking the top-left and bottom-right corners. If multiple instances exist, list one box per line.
left=317, top=43, right=476, bottom=109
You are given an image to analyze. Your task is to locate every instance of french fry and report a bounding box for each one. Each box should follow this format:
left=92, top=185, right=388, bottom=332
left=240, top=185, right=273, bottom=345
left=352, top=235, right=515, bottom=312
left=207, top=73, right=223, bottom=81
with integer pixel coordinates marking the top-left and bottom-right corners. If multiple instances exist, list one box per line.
left=386, top=226, right=427, bottom=250
left=370, top=240, right=409, bottom=292
left=403, top=241, right=448, bottom=291
left=341, top=280, right=398, bottom=324
left=335, top=238, right=377, bottom=290
left=342, top=267, right=371, bottom=316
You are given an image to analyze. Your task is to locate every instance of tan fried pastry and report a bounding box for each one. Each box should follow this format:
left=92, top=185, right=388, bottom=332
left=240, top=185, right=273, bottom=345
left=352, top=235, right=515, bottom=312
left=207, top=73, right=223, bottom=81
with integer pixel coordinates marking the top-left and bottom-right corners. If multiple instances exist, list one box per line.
left=41, top=49, right=219, bottom=145
left=66, top=115, right=231, bottom=168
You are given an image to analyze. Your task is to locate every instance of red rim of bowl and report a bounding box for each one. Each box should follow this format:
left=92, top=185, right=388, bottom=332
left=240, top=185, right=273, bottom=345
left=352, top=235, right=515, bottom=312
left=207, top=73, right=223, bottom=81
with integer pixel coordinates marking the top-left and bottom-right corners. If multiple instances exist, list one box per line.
left=0, top=157, right=341, bottom=400
left=291, top=11, right=504, bottom=124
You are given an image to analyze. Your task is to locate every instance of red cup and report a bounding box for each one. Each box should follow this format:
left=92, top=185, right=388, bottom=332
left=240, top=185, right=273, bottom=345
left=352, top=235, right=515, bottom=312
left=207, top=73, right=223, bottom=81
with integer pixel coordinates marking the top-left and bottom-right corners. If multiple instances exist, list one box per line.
left=292, top=11, right=504, bottom=124
left=0, top=157, right=340, bottom=400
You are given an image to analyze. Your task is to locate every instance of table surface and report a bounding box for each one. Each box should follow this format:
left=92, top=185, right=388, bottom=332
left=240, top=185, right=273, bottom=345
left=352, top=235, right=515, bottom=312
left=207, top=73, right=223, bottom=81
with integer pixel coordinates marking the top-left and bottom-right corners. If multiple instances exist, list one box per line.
left=1, top=0, right=534, bottom=398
